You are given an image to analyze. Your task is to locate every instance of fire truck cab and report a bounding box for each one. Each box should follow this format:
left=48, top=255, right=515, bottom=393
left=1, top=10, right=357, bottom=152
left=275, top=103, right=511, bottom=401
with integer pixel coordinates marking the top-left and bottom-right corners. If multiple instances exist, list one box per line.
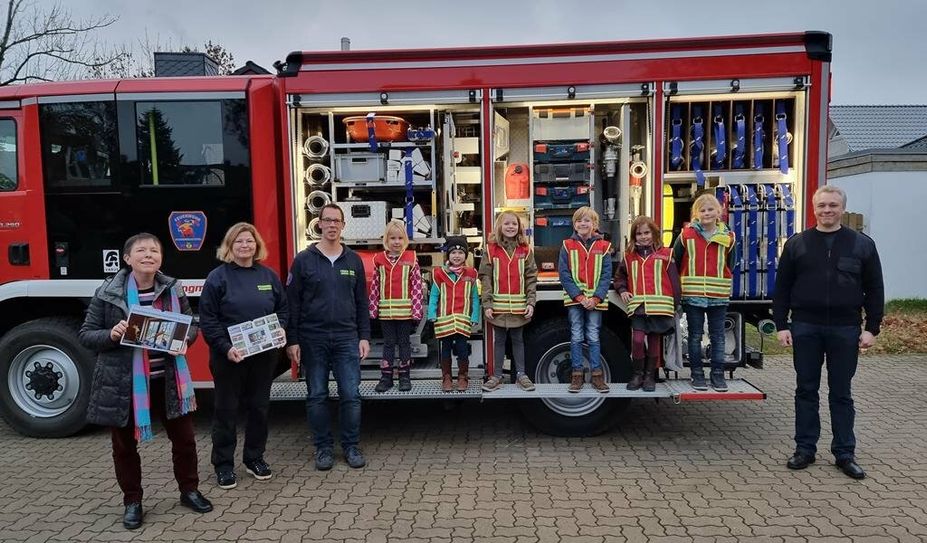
left=0, top=31, right=832, bottom=437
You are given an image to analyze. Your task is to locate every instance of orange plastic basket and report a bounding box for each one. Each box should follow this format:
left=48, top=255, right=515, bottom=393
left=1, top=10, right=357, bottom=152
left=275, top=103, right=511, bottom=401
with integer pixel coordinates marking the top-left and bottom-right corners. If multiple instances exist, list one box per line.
left=343, top=115, right=409, bottom=143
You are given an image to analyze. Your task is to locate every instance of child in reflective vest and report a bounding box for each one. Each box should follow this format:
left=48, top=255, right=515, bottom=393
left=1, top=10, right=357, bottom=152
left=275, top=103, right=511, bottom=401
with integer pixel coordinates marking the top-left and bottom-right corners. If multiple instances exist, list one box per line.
left=614, top=216, right=680, bottom=392
left=479, top=211, right=538, bottom=392
left=671, top=193, right=735, bottom=392
left=558, top=206, right=613, bottom=393
left=369, top=220, right=423, bottom=392
left=427, top=236, right=480, bottom=392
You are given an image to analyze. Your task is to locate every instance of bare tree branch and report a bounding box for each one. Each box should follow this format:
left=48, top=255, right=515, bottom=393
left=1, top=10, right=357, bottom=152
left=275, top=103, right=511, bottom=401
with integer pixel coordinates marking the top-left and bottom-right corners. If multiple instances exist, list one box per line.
left=0, top=0, right=119, bottom=85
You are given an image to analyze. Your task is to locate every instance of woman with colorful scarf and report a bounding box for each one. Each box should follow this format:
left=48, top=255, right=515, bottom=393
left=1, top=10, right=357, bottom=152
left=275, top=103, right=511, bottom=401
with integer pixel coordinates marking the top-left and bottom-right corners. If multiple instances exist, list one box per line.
left=80, top=233, right=212, bottom=530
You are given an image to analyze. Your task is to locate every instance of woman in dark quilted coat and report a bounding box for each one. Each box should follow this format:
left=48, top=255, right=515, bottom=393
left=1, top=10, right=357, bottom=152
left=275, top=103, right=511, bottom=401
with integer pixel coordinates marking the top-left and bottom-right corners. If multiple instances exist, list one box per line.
left=80, top=233, right=212, bottom=530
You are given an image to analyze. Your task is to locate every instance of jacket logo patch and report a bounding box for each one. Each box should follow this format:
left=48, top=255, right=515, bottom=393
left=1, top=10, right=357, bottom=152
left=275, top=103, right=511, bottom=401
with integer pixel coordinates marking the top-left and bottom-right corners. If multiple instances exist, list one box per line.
left=257, top=284, right=272, bottom=291
left=340, top=269, right=355, bottom=277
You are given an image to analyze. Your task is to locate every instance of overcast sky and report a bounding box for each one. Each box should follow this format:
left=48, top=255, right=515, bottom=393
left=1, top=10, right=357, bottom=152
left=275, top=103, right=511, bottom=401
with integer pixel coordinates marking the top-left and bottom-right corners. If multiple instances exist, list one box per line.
left=70, top=0, right=924, bottom=105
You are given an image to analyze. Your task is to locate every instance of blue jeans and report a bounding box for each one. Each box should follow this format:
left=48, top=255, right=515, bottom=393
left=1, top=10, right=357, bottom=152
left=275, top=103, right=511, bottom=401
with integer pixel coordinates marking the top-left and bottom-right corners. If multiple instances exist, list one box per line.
left=683, top=304, right=727, bottom=374
left=302, top=337, right=361, bottom=451
left=568, top=306, right=603, bottom=370
left=791, top=321, right=860, bottom=460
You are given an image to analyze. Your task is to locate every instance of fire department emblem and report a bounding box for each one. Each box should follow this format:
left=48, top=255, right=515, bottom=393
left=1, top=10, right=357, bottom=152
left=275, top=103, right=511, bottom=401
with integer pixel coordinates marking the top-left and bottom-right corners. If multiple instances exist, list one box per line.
left=168, top=211, right=207, bottom=252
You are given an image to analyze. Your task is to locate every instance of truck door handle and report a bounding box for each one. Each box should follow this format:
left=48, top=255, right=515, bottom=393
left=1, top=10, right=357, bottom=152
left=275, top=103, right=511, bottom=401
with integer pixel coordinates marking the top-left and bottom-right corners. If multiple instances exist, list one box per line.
left=8, top=242, right=29, bottom=265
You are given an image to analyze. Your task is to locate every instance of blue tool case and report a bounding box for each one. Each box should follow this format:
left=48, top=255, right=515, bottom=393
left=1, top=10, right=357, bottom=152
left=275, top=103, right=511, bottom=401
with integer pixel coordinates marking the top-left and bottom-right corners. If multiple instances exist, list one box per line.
left=533, top=141, right=591, bottom=163
left=534, top=184, right=590, bottom=210
left=534, top=215, right=574, bottom=246
left=534, top=163, right=591, bottom=184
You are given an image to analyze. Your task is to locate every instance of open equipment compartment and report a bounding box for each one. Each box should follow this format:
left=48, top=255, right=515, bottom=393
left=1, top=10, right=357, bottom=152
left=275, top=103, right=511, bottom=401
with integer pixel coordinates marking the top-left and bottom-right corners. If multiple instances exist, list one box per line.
left=662, top=79, right=808, bottom=302
left=489, top=85, right=655, bottom=280
left=286, top=90, right=487, bottom=369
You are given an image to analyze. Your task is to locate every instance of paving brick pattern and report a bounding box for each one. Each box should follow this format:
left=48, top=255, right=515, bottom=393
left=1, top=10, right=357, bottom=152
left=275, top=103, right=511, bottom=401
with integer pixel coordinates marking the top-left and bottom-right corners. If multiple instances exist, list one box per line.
left=1, top=355, right=926, bottom=542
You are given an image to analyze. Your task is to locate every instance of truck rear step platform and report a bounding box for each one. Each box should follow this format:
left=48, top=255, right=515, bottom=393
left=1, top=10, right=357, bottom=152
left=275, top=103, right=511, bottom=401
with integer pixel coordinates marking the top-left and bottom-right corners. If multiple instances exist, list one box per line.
left=269, top=378, right=764, bottom=402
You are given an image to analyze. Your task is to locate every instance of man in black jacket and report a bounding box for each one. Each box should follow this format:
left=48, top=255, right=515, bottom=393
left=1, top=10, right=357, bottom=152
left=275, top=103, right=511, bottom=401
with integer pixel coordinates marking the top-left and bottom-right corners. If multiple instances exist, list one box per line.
left=773, top=185, right=884, bottom=480
left=286, top=204, right=371, bottom=471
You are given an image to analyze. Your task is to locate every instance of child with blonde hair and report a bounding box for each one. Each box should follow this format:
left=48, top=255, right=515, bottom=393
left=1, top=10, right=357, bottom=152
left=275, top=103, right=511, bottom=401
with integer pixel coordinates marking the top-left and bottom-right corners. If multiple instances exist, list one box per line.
left=672, top=193, right=735, bottom=392
left=614, top=215, right=680, bottom=392
left=479, top=211, right=538, bottom=392
left=369, top=219, right=423, bottom=392
left=558, top=207, right=613, bottom=393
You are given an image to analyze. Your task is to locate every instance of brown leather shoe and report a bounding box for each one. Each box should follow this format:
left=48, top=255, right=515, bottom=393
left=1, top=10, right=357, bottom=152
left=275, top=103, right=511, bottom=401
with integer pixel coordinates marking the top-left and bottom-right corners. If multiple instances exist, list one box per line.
left=590, top=369, right=609, bottom=393
left=568, top=370, right=584, bottom=393
left=457, top=359, right=469, bottom=391
left=440, top=358, right=453, bottom=392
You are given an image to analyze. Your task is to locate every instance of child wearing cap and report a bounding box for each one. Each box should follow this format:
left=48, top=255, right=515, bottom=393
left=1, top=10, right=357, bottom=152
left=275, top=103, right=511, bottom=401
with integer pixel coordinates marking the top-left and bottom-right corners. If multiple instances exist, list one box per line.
left=427, top=236, right=481, bottom=392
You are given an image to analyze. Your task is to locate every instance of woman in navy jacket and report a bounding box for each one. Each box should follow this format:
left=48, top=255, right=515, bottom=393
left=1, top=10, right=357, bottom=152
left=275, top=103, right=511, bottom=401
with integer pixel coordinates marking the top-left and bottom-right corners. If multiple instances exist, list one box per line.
left=199, top=222, right=288, bottom=490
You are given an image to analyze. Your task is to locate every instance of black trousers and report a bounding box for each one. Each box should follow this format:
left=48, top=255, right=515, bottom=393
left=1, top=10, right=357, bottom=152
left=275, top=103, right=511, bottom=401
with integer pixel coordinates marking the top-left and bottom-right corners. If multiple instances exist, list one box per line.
left=791, top=321, right=860, bottom=460
left=381, top=319, right=414, bottom=365
left=210, top=350, right=278, bottom=473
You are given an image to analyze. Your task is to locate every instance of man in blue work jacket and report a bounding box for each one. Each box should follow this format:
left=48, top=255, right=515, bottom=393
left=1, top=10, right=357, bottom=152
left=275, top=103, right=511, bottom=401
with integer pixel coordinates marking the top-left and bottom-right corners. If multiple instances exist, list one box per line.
left=286, top=203, right=371, bottom=471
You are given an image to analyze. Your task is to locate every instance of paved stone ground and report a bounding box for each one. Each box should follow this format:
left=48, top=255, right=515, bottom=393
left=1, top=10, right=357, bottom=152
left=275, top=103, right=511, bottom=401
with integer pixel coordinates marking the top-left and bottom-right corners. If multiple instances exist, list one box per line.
left=2, top=355, right=927, bottom=542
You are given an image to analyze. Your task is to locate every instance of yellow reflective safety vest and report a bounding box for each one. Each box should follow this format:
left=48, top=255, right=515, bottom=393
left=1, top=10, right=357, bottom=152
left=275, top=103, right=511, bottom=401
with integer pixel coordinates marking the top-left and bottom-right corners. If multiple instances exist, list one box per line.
left=679, top=224, right=734, bottom=298
left=373, top=250, right=416, bottom=320
left=487, top=242, right=530, bottom=315
left=625, top=247, right=675, bottom=317
left=562, top=238, right=611, bottom=311
left=433, top=266, right=478, bottom=338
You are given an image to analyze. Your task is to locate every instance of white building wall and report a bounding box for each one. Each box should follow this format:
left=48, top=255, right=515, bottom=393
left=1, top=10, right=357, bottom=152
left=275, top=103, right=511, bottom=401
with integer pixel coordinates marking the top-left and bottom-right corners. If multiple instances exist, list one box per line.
left=830, top=171, right=925, bottom=300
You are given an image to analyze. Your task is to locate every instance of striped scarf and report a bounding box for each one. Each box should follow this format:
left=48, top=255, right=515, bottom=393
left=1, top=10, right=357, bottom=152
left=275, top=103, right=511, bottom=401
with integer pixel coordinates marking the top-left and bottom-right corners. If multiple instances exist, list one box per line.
left=127, top=274, right=197, bottom=442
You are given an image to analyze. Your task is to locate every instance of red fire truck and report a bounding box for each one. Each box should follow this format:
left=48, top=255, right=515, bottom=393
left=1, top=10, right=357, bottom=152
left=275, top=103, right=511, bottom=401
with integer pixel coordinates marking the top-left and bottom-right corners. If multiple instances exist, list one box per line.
left=0, top=31, right=832, bottom=438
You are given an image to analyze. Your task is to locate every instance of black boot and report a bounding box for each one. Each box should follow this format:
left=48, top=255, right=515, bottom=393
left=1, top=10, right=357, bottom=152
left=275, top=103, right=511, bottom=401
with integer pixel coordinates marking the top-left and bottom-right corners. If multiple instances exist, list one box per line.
left=626, top=358, right=645, bottom=390
left=375, top=361, right=394, bottom=393
left=642, top=357, right=657, bottom=392
left=397, top=361, right=412, bottom=392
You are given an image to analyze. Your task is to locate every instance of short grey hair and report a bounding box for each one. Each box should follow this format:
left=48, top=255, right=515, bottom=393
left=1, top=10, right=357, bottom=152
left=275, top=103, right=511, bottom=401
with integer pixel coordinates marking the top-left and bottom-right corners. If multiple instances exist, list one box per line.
left=813, top=185, right=847, bottom=206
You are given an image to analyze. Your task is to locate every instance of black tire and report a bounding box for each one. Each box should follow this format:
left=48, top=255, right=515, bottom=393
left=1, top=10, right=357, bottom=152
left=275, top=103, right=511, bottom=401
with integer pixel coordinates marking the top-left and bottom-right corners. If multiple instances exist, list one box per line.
left=518, top=315, right=631, bottom=436
left=0, top=317, right=95, bottom=437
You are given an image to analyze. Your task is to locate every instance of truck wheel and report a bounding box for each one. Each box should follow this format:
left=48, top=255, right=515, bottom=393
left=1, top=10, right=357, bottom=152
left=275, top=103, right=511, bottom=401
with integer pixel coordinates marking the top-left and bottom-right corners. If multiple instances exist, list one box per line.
left=0, top=318, right=94, bottom=437
left=519, top=316, right=631, bottom=436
